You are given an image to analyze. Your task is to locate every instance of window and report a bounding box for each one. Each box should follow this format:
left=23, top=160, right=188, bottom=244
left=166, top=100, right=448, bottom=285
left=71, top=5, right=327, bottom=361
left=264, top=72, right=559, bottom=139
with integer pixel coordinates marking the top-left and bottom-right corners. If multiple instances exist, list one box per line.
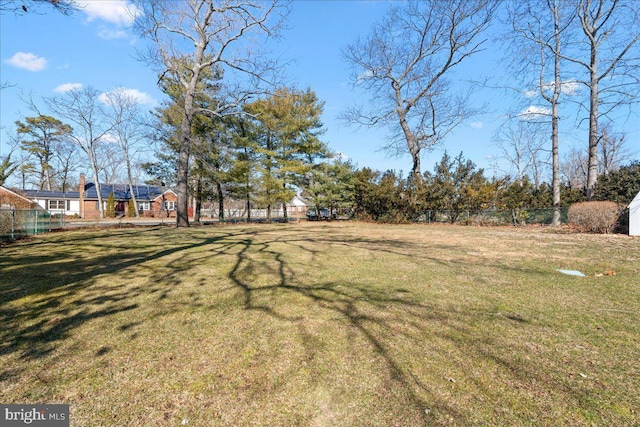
left=48, top=200, right=65, bottom=210
left=137, top=201, right=150, bottom=211
left=163, top=201, right=176, bottom=211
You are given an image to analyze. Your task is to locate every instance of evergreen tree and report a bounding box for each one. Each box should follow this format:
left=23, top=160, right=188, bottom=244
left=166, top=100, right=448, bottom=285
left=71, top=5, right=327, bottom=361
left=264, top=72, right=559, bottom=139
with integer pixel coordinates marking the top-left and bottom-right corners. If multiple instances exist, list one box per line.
left=127, top=198, right=136, bottom=217
left=106, top=192, right=116, bottom=218
left=595, top=162, right=640, bottom=204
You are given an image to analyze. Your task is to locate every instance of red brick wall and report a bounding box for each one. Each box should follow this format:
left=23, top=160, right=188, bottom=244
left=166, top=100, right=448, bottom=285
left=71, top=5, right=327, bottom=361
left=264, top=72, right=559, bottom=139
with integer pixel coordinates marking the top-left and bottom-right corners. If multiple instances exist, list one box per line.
left=0, top=187, right=37, bottom=209
left=146, top=192, right=178, bottom=218
left=82, top=200, right=101, bottom=219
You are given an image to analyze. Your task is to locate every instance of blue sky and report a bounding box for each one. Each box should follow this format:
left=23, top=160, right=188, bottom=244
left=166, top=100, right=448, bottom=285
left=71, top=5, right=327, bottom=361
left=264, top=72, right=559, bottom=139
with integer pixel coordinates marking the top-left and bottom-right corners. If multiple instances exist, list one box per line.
left=1, top=0, right=638, bottom=186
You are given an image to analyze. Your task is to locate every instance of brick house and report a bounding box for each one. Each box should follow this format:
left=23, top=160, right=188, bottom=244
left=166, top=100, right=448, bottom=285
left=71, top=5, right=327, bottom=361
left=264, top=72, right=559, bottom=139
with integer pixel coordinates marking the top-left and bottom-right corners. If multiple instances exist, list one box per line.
left=0, top=186, right=41, bottom=209
left=78, top=175, right=178, bottom=219
left=19, top=175, right=177, bottom=219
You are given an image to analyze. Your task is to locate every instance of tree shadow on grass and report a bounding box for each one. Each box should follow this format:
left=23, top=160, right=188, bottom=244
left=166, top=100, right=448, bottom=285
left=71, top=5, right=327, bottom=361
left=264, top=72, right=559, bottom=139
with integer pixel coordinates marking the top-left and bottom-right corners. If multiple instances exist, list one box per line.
left=0, top=224, right=565, bottom=425
left=0, top=227, right=248, bottom=362
left=219, top=230, right=539, bottom=425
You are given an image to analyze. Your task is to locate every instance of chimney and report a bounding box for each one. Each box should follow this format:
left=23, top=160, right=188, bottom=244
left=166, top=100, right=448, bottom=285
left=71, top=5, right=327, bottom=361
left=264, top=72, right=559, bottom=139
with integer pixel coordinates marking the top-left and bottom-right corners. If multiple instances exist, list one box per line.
left=79, top=174, right=85, bottom=218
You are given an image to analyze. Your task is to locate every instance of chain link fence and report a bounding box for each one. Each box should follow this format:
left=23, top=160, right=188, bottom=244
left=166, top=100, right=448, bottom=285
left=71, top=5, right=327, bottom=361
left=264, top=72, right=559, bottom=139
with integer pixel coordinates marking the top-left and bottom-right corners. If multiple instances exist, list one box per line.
left=424, top=208, right=569, bottom=225
left=372, top=208, right=570, bottom=226
left=0, top=209, right=66, bottom=242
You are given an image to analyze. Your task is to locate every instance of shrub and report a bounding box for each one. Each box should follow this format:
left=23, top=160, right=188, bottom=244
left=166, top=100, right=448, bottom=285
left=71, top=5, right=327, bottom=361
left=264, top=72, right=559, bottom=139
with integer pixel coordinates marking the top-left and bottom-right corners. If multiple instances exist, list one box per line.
left=106, top=192, right=116, bottom=218
left=127, top=199, right=136, bottom=217
left=568, top=201, right=623, bottom=234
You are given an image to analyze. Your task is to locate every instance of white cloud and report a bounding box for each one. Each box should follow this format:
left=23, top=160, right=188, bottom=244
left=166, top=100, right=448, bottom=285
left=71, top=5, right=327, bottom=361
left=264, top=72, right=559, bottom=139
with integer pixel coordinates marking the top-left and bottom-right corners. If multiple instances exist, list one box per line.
left=525, top=80, right=581, bottom=99
left=97, top=27, right=128, bottom=40
left=560, top=80, right=581, bottom=96
left=54, top=82, right=83, bottom=93
left=470, top=121, right=483, bottom=129
left=517, top=105, right=552, bottom=120
left=99, top=133, right=119, bottom=143
left=77, top=0, right=140, bottom=26
left=99, top=87, right=156, bottom=105
left=5, top=52, right=47, bottom=71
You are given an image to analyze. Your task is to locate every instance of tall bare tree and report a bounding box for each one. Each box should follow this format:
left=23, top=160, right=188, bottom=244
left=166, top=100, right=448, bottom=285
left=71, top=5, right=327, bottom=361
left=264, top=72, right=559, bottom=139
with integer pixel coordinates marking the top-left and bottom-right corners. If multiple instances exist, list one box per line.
left=566, top=0, right=640, bottom=199
left=46, top=86, right=113, bottom=218
left=102, top=88, right=151, bottom=218
left=561, top=123, right=634, bottom=188
left=506, top=0, right=576, bottom=225
left=134, top=0, right=287, bottom=227
left=597, top=123, right=634, bottom=175
left=492, top=119, right=549, bottom=188
left=342, top=0, right=495, bottom=181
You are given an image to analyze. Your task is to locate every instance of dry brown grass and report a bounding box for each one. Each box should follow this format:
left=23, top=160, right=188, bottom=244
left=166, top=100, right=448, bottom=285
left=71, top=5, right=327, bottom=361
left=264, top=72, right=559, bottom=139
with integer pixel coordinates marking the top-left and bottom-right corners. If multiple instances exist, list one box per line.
left=1, top=222, right=639, bottom=426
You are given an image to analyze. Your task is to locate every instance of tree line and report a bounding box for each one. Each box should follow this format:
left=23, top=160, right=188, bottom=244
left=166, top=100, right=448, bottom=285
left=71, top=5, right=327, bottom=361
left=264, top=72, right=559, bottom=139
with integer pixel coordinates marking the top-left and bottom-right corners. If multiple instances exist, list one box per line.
left=1, top=0, right=639, bottom=225
left=351, top=152, right=640, bottom=224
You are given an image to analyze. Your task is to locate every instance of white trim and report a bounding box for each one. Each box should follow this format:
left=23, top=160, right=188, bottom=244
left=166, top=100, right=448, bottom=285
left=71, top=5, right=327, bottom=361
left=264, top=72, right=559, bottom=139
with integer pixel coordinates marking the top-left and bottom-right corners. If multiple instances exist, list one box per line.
left=152, top=189, right=177, bottom=201
left=629, top=191, right=640, bottom=236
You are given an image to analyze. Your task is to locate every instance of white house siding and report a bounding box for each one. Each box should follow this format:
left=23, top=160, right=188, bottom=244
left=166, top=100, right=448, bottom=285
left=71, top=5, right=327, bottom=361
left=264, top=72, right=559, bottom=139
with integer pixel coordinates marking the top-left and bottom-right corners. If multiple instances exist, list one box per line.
left=33, top=198, right=81, bottom=216
left=629, top=191, right=640, bottom=236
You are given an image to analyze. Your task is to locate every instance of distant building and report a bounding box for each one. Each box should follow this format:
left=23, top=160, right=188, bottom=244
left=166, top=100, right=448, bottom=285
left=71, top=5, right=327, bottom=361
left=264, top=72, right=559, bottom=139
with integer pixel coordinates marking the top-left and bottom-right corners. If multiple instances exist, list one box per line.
left=0, top=186, right=41, bottom=210
left=19, top=174, right=177, bottom=219
left=629, top=190, right=640, bottom=236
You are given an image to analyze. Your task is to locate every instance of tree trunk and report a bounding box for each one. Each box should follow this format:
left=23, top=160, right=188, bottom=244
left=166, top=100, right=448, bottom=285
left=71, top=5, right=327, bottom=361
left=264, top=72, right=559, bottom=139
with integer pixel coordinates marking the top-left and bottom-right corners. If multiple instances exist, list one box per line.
left=246, top=194, right=251, bottom=223
left=176, top=115, right=192, bottom=227
left=194, top=176, right=202, bottom=224
left=551, top=103, right=561, bottom=225
left=88, top=150, right=104, bottom=219
left=217, top=181, right=224, bottom=222
left=551, top=6, right=561, bottom=226
left=585, top=53, right=599, bottom=200
left=397, top=107, right=422, bottom=181
left=125, top=147, right=139, bottom=218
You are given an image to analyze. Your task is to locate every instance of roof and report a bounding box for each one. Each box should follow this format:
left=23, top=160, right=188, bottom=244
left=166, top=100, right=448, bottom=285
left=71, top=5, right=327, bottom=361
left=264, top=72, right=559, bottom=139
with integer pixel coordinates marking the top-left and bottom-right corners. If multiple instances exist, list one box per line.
left=1, top=186, right=41, bottom=208
left=22, top=189, right=80, bottom=199
left=84, top=183, right=175, bottom=201
left=19, top=183, right=175, bottom=202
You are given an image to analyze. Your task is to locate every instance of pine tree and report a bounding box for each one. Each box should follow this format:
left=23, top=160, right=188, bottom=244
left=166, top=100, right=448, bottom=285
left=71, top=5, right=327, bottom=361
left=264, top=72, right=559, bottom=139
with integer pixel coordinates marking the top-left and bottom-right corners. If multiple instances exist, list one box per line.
left=106, top=192, right=116, bottom=218
left=127, top=198, right=136, bottom=217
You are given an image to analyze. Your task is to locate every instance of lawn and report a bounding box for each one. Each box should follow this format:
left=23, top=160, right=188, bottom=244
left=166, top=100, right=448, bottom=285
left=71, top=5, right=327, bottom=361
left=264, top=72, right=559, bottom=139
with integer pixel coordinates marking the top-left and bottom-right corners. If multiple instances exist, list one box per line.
left=1, top=222, right=639, bottom=426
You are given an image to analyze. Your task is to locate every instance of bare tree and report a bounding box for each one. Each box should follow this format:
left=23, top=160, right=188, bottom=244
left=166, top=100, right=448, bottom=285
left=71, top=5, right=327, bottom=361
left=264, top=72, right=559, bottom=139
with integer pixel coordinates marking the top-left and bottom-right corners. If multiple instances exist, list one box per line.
left=505, top=0, right=578, bottom=225
left=51, top=137, right=80, bottom=192
left=564, top=0, right=640, bottom=199
left=134, top=0, right=287, bottom=227
left=598, top=123, right=635, bottom=175
left=46, top=86, right=113, bottom=218
left=492, top=119, right=549, bottom=188
left=342, top=0, right=495, bottom=181
left=562, top=122, right=635, bottom=188
left=102, top=88, right=151, bottom=218
left=0, top=0, right=75, bottom=15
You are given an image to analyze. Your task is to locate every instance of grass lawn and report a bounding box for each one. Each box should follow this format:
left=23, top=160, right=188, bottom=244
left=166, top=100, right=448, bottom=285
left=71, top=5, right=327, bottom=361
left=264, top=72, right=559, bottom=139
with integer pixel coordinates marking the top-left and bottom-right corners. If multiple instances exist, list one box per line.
left=1, top=222, right=639, bottom=426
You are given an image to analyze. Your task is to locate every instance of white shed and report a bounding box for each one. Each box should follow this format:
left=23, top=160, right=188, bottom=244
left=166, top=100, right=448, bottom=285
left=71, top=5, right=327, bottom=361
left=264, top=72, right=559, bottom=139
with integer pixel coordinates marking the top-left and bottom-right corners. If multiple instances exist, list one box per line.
left=629, top=191, right=640, bottom=236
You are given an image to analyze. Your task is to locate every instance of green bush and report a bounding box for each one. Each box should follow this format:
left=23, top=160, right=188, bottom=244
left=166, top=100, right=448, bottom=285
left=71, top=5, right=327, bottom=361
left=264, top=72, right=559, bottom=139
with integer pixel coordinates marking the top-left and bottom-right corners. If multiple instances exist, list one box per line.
left=127, top=199, right=136, bottom=217
left=106, top=192, right=116, bottom=218
left=568, top=201, right=623, bottom=234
